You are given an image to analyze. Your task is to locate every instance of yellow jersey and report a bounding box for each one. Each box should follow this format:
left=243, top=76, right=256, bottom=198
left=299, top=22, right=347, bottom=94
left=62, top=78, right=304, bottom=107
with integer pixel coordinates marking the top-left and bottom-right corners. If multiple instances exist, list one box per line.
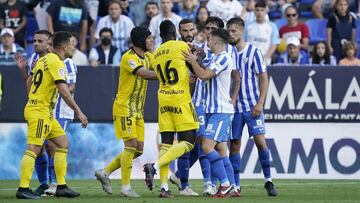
left=24, top=52, right=66, bottom=118
left=152, top=40, right=192, bottom=105
left=113, top=49, right=152, bottom=118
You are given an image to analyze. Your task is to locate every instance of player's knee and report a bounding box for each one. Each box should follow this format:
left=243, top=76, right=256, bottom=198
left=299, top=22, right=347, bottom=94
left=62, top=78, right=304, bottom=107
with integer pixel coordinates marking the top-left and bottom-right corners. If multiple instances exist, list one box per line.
left=230, top=140, right=241, bottom=153
left=124, top=138, right=138, bottom=148
left=57, top=139, right=69, bottom=149
left=254, top=135, right=267, bottom=150
left=26, top=144, right=42, bottom=156
left=201, top=142, right=213, bottom=154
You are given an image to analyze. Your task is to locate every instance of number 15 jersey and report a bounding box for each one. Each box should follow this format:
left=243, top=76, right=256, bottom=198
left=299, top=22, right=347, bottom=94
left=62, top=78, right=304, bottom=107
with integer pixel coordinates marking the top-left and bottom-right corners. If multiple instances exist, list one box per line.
left=152, top=40, right=192, bottom=105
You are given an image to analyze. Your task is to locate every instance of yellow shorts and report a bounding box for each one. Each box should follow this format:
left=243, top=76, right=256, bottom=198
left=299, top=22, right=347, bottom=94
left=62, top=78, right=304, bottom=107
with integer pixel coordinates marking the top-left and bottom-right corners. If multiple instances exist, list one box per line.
left=158, top=101, right=199, bottom=132
left=27, top=117, right=65, bottom=146
left=113, top=116, right=144, bottom=142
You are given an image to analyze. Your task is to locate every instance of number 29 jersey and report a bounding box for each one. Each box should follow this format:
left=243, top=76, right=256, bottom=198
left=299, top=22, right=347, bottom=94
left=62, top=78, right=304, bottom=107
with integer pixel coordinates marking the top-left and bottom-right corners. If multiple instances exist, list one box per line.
left=152, top=40, right=192, bottom=105
left=25, top=53, right=66, bottom=118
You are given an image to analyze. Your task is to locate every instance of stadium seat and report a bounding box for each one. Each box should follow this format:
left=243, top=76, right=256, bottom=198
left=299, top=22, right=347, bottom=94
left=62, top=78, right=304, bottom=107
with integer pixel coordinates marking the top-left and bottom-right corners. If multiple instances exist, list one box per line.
left=275, top=18, right=288, bottom=30
left=26, top=17, right=38, bottom=43
left=355, top=20, right=360, bottom=44
left=299, top=0, right=315, bottom=18
left=269, top=10, right=282, bottom=20
left=306, top=19, right=328, bottom=44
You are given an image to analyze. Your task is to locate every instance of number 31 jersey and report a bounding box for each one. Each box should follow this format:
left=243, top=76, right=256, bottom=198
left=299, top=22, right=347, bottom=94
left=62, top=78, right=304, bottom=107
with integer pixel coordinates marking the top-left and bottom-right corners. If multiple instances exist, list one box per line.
left=25, top=52, right=66, bottom=118
left=152, top=40, right=192, bottom=105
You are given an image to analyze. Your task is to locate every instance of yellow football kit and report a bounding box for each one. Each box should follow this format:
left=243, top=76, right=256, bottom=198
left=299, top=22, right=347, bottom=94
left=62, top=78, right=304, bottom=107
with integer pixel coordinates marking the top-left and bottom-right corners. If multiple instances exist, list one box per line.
left=113, top=49, right=152, bottom=141
left=152, top=40, right=199, bottom=132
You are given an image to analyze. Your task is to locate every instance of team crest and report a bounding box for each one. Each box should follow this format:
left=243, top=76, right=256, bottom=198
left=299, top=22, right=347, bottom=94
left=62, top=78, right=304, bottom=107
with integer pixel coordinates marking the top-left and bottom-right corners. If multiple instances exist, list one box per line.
left=128, top=60, right=136, bottom=69
left=58, top=68, right=65, bottom=77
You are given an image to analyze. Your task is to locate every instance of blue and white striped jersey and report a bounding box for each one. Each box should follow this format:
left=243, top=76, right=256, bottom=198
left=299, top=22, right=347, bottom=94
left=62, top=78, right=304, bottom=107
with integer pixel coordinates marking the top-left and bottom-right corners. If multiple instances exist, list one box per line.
left=192, top=42, right=238, bottom=107
left=235, top=43, right=267, bottom=113
left=203, top=51, right=235, bottom=113
left=27, top=53, right=39, bottom=74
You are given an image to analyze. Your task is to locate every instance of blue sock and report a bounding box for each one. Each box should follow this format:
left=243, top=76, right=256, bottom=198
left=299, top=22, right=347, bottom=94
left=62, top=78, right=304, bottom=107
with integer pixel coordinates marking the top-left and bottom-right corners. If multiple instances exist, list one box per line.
left=175, top=152, right=190, bottom=189
left=230, top=153, right=241, bottom=187
left=189, top=143, right=199, bottom=167
left=35, top=153, right=48, bottom=185
left=258, top=148, right=271, bottom=179
left=198, top=147, right=211, bottom=183
left=48, top=157, right=57, bottom=184
left=207, top=150, right=228, bottom=184
left=223, top=156, right=235, bottom=186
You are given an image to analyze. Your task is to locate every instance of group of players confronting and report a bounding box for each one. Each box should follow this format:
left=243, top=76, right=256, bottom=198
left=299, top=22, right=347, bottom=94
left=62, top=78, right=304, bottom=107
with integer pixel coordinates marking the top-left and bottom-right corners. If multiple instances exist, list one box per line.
left=14, top=14, right=278, bottom=199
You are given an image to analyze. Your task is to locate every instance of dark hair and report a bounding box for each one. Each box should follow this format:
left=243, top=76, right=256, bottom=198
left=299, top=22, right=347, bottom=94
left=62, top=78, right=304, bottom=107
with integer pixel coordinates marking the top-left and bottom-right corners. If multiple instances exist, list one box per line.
left=131, top=26, right=151, bottom=51
left=226, top=17, right=245, bottom=28
left=205, top=16, right=224, bottom=28
left=160, top=20, right=176, bottom=40
left=312, top=41, right=331, bottom=64
left=211, top=28, right=229, bottom=44
left=179, top=18, right=194, bottom=30
left=255, top=1, right=267, bottom=8
left=195, top=6, right=209, bottom=25
left=99, top=27, right=113, bottom=37
left=34, top=30, right=52, bottom=37
left=108, top=0, right=121, bottom=8
left=52, top=31, right=72, bottom=49
left=285, top=5, right=298, bottom=14
left=146, top=1, right=158, bottom=8
left=333, top=0, right=350, bottom=15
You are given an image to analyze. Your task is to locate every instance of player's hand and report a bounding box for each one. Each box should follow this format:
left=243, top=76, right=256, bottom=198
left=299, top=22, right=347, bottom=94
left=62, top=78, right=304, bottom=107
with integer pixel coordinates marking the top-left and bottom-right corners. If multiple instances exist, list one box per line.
left=14, top=53, right=27, bottom=70
left=195, top=48, right=206, bottom=62
left=77, top=112, right=88, bottom=128
left=251, top=103, right=263, bottom=118
left=182, top=51, right=197, bottom=64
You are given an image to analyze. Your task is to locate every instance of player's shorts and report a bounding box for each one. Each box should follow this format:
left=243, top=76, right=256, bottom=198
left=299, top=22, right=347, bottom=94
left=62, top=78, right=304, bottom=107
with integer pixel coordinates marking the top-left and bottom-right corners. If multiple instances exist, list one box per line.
left=113, top=116, right=144, bottom=142
left=195, top=105, right=206, bottom=137
left=231, top=111, right=266, bottom=140
left=158, top=101, right=199, bottom=132
left=204, top=113, right=233, bottom=143
left=26, top=117, right=65, bottom=146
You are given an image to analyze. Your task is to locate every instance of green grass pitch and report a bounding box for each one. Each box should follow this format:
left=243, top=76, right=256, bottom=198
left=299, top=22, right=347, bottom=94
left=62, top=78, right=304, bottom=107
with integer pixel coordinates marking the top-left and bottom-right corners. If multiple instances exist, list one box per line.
left=0, top=179, right=359, bottom=203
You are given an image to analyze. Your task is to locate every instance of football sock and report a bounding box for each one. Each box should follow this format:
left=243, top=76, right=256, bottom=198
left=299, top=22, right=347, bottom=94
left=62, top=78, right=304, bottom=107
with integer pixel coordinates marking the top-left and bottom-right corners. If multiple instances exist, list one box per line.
left=158, top=141, right=194, bottom=167
left=206, top=150, right=228, bottom=185
left=258, top=148, right=271, bottom=179
left=198, top=147, right=211, bottom=183
left=229, top=153, right=241, bottom=187
left=159, top=143, right=171, bottom=184
left=176, top=152, right=190, bottom=189
left=54, top=148, right=68, bottom=185
left=48, top=157, right=56, bottom=184
left=19, top=150, right=37, bottom=188
left=223, top=156, right=235, bottom=186
left=105, top=152, right=122, bottom=175
left=35, top=153, right=48, bottom=185
left=189, top=143, right=199, bottom=167
left=121, top=147, right=136, bottom=186
left=134, top=150, right=142, bottom=159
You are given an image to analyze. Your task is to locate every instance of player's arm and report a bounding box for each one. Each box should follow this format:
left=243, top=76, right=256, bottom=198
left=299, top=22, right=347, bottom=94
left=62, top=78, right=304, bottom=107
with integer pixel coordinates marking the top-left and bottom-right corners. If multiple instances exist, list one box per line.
left=182, top=51, right=215, bottom=81
left=56, top=82, right=88, bottom=128
left=231, top=70, right=241, bottom=106
left=26, top=74, right=33, bottom=94
left=14, top=53, right=28, bottom=81
left=252, top=72, right=268, bottom=117
left=67, top=84, right=76, bottom=94
left=133, top=66, right=158, bottom=80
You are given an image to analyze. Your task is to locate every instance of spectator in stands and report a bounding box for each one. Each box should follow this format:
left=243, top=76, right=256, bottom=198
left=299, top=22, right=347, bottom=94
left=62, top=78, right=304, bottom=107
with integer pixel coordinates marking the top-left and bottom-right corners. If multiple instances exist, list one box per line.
left=0, top=0, right=27, bottom=48
left=46, top=0, right=88, bottom=52
left=327, top=0, right=356, bottom=62
left=313, top=0, right=357, bottom=18
left=173, top=0, right=198, bottom=19
left=140, top=1, right=159, bottom=29
left=245, top=1, right=280, bottom=64
left=119, top=0, right=136, bottom=24
left=71, top=35, right=89, bottom=66
left=279, top=6, right=310, bottom=51
left=240, top=0, right=269, bottom=24
left=206, top=0, right=243, bottom=23
left=195, top=6, right=209, bottom=26
left=339, top=41, right=360, bottom=65
left=149, top=0, right=182, bottom=48
left=310, top=41, right=337, bottom=65
left=89, top=27, right=121, bottom=67
left=27, top=0, right=51, bottom=30
left=0, top=28, right=25, bottom=66
left=278, top=36, right=309, bottom=65
left=95, top=0, right=134, bottom=55
left=85, top=0, right=99, bottom=52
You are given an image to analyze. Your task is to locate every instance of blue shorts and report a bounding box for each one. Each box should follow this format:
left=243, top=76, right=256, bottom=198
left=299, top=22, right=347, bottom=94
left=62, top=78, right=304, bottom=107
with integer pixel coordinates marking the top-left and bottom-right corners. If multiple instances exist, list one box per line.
left=195, top=105, right=206, bottom=137
left=204, top=113, right=233, bottom=142
left=231, top=111, right=266, bottom=140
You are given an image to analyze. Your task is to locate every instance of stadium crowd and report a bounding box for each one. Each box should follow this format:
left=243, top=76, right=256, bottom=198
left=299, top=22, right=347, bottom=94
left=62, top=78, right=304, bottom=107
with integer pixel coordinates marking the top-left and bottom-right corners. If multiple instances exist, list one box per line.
left=0, top=0, right=360, bottom=66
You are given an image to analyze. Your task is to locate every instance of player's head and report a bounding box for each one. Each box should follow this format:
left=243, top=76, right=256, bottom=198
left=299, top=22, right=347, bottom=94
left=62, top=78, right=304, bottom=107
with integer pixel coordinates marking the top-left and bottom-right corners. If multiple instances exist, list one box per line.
left=205, top=16, right=224, bottom=41
left=131, top=26, right=152, bottom=51
left=33, top=30, right=51, bottom=55
left=208, top=28, right=229, bottom=52
left=160, top=20, right=177, bottom=42
left=52, top=31, right=74, bottom=59
left=47, top=35, right=54, bottom=53
left=226, top=17, right=245, bottom=46
left=179, top=18, right=195, bottom=43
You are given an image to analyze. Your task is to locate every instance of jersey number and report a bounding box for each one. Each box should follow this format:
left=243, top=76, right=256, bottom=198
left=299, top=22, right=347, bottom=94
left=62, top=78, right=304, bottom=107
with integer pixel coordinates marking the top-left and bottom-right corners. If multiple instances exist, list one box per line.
left=32, top=69, right=43, bottom=94
left=156, top=60, right=179, bottom=85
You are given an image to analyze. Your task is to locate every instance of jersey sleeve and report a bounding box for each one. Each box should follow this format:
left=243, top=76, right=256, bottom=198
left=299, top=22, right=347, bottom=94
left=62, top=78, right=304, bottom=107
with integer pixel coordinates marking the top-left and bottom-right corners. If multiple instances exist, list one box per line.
left=208, top=54, right=230, bottom=75
left=253, top=49, right=267, bottom=74
left=122, top=54, right=143, bottom=75
left=49, top=57, right=66, bottom=84
left=64, top=59, right=77, bottom=84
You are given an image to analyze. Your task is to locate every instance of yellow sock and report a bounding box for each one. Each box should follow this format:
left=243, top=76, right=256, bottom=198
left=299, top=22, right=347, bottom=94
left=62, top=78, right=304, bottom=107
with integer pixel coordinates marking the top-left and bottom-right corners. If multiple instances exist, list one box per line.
left=19, top=150, right=37, bottom=188
left=134, top=150, right=142, bottom=159
left=158, top=141, right=194, bottom=167
left=159, top=144, right=171, bottom=184
left=105, top=152, right=122, bottom=175
left=121, top=147, right=136, bottom=186
left=54, top=148, right=68, bottom=185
